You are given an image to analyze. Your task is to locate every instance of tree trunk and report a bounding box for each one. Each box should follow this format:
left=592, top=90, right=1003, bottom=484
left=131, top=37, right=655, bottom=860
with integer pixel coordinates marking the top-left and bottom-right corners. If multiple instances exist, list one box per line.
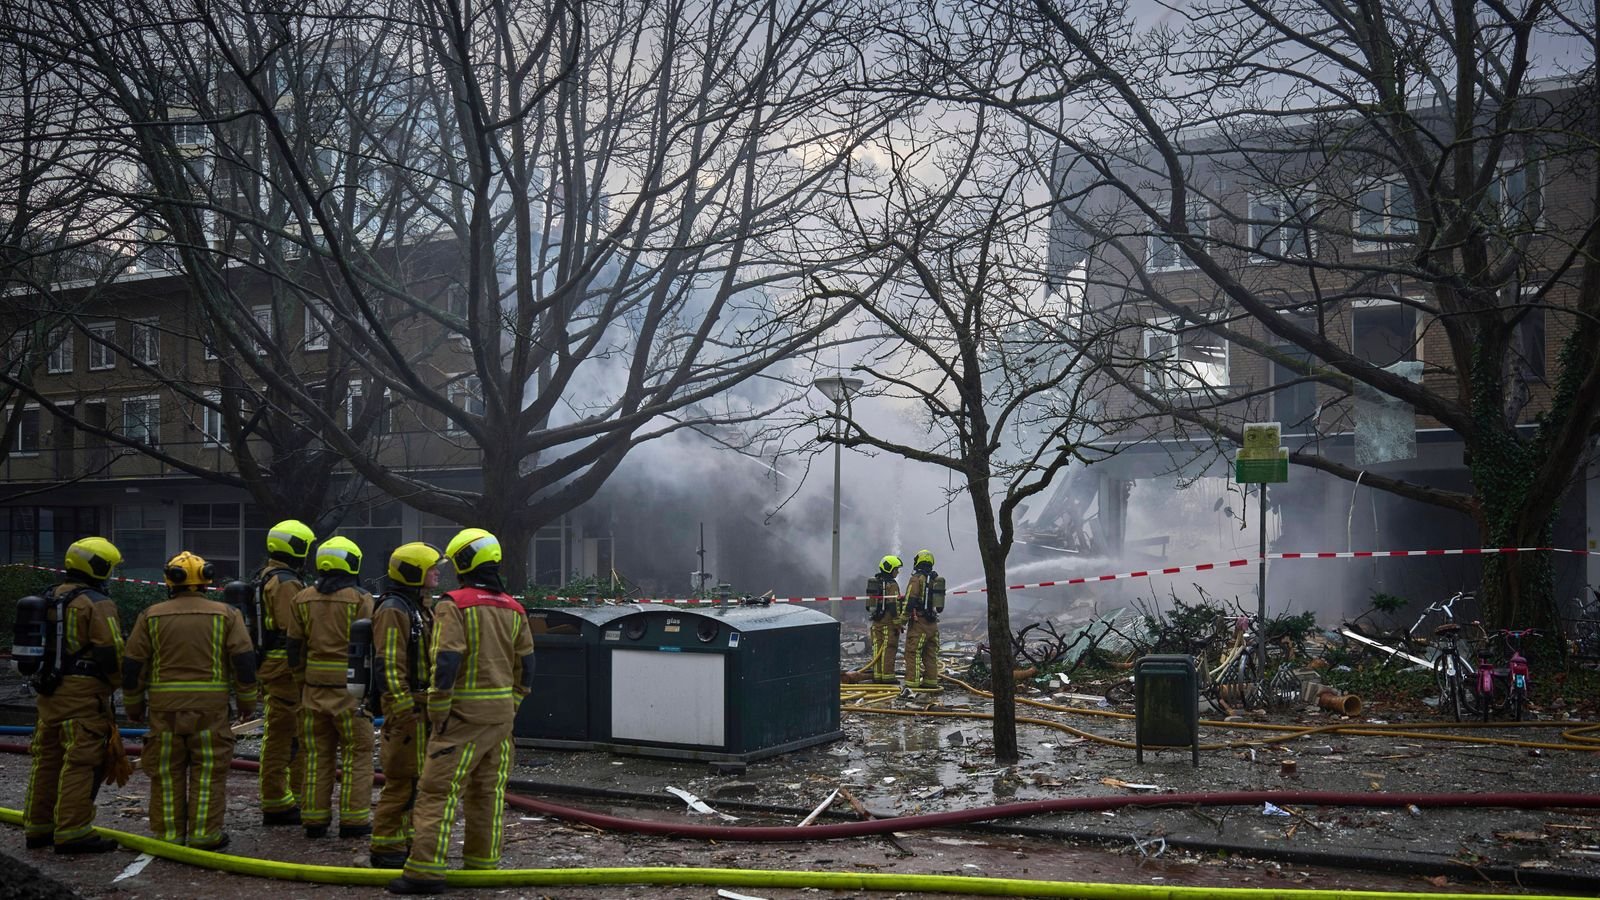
left=970, top=491, right=1019, bottom=763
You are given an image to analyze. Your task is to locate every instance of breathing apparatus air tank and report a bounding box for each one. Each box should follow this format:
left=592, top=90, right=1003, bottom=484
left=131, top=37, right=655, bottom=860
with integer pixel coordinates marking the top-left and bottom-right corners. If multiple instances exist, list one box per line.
left=11, top=595, right=48, bottom=676
left=927, top=575, right=946, bottom=616
left=865, top=575, right=885, bottom=621
left=347, top=618, right=374, bottom=703
left=223, top=579, right=255, bottom=636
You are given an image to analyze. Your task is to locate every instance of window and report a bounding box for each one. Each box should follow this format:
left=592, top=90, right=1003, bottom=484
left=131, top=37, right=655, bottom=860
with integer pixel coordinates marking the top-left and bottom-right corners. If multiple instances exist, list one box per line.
left=304, top=301, right=330, bottom=351
left=113, top=504, right=170, bottom=578
left=122, top=396, right=160, bottom=447
left=347, top=382, right=392, bottom=433
left=446, top=375, right=483, bottom=434
left=181, top=502, right=241, bottom=581
left=1351, top=301, right=1419, bottom=367
left=336, top=499, right=403, bottom=562
left=10, top=406, right=41, bottom=455
left=81, top=400, right=108, bottom=470
left=1, top=506, right=98, bottom=566
left=46, top=329, right=73, bottom=374
left=251, top=304, right=273, bottom=354
left=199, top=391, right=224, bottom=446
left=1143, top=316, right=1229, bottom=393
left=87, top=322, right=117, bottom=371
left=1147, top=206, right=1209, bottom=272
left=533, top=523, right=566, bottom=588
left=1354, top=179, right=1416, bottom=248
left=171, top=119, right=209, bottom=147
left=130, top=318, right=160, bottom=365
left=1487, top=159, right=1543, bottom=228
left=1250, top=193, right=1316, bottom=260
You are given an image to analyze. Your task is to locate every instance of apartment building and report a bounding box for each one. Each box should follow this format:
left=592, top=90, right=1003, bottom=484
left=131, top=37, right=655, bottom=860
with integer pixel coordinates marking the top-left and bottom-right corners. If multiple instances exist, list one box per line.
left=1047, top=83, right=1600, bottom=613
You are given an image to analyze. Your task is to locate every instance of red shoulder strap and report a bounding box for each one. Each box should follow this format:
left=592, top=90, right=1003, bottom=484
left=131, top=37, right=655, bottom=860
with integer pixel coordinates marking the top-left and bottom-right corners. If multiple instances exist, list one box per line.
left=445, top=587, right=524, bottom=613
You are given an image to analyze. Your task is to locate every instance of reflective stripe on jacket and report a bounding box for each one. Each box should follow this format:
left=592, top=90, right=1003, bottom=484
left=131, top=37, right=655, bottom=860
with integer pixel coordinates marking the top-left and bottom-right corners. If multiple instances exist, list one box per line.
left=288, top=584, right=374, bottom=688
left=426, top=587, right=532, bottom=725
left=123, top=591, right=257, bottom=711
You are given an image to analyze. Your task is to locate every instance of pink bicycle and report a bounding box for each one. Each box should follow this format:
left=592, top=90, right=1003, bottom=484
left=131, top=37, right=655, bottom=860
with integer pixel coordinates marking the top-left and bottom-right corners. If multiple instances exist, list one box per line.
left=1476, top=628, right=1537, bottom=722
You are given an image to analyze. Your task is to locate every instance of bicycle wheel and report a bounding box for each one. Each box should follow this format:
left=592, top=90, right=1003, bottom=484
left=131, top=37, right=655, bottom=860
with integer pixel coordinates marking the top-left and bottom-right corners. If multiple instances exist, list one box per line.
left=1432, top=654, right=1464, bottom=722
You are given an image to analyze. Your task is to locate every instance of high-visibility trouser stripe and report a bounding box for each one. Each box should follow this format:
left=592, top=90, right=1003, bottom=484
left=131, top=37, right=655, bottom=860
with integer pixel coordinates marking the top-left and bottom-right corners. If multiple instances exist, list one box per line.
left=157, top=732, right=179, bottom=843
left=306, top=659, right=346, bottom=672
left=259, top=704, right=295, bottom=810
left=337, top=711, right=369, bottom=823
left=148, top=682, right=229, bottom=693
left=489, top=734, right=513, bottom=864
left=383, top=626, right=409, bottom=698
left=300, top=711, right=326, bottom=823
left=24, top=725, right=52, bottom=836
left=193, top=729, right=216, bottom=845
left=411, top=742, right=476, bottom=878
left=265, top=649, right=289, bottom=660
left=50, top=721, right=94, bottom=843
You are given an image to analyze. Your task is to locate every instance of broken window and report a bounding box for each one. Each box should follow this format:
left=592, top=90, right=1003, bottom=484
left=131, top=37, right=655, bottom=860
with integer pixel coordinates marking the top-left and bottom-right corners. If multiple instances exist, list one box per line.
left=1146, top=202, right=1209, bottom=272
left=1143, top=316, right=1228, bottom=394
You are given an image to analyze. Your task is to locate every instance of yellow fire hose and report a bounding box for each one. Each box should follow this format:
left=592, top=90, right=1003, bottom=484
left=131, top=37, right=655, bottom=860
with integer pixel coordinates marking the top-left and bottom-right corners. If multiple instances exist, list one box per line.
left=1, top=807, right=1591, bottom=899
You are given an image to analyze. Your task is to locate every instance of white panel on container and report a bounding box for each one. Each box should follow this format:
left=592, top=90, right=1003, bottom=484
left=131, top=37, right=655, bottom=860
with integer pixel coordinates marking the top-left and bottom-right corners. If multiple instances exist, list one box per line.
left=610, top=649, right=725, bottom=746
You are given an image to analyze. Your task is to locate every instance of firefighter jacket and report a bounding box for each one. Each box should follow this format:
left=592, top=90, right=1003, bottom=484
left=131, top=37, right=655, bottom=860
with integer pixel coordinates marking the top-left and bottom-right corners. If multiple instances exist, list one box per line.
left=426, top=585, right=534, bottom=730
left=286, top=575, right=374, bottom=689
left=42, top=578, right=124, bottom=691
left=122, top=589, right=257, bottom=715
left=905, top=569, right=940, bottom=622
left=867, top=574, right=905, bottom=625
left=373, top=585, right=433, bottom=717
left=253, top=562, right=304, bottom=662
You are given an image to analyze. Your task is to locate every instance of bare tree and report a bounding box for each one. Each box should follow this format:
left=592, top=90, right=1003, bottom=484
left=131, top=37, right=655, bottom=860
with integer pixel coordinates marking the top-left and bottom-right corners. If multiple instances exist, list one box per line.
left=2, top=0, right=917, bottom=583
left=970, top=0, right=1600, bottom=632
left=809, top=86, right=1114, bottom=759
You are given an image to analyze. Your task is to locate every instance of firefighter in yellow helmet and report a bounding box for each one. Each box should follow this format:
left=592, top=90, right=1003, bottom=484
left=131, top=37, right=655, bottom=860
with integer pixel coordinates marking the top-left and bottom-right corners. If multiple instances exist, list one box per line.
left=21, top=537, right=126, bottom=853
left=903, top=549, right=945, bottom=690
left=122, top=552, right=257, bottom=850
left=866, top=554, right=904, bottom=684
left=368, top=542, right=443, bottom=869
left=286, top=536, right=375, bottom=839
left=389, top=528, right=534, bottom=895
left=253, top=519, right=315, bottom=826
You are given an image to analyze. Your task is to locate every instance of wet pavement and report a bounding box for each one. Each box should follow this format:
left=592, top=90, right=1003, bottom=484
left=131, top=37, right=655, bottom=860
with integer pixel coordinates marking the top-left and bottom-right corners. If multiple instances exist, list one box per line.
left=2, top=643, right=1600, bottom=898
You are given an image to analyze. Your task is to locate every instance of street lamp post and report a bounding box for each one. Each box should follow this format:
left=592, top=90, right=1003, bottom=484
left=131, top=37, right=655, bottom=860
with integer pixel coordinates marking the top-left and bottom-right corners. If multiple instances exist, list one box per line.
left=812, top=376, right=863, bottom=622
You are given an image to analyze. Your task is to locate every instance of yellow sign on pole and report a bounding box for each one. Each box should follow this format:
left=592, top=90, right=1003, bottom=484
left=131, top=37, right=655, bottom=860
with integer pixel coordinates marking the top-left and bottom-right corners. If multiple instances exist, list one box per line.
left=1235, top=422, right=1288, bottom=483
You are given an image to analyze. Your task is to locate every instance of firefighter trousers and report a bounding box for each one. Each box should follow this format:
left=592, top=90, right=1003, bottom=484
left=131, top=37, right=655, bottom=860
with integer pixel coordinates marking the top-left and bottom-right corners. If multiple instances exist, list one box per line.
left=298, top=686, right=375, bottom=828
left=24, top=680, right=112, bottom=845
left=142, top=706, right=235, bottom=847
left=401, top=717, right=514, bottom=882
left=869, top=620, right=903, bottom=682
left=256, top=659, right=303, bottom=813
left=372, top=703, right=426, bottom=853
left=904, top=617, right=941, bottom=687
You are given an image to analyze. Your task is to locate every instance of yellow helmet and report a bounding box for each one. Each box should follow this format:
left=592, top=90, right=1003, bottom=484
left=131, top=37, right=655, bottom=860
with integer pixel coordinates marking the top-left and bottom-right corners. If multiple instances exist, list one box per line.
left=388, top=542, right=443, bottom=587
left=446, top=528, right=502, bottom=575
left=266, top=519, right=316, bottom=559
left=878, top=554, right=902, bottom=575
left=65, top=537, right=122, bottom=579
left=315, top=536, right=363, bottom=575
left=163, top=551, right=214, bottom=591
left=913, top=549, right=935, bottom=569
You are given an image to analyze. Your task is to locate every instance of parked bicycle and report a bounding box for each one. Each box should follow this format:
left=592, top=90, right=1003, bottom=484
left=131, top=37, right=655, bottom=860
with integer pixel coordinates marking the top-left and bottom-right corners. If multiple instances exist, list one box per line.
left=1477, top=628, right=1538, bottom=722
left=1405, top=591, right=1482, bottom=722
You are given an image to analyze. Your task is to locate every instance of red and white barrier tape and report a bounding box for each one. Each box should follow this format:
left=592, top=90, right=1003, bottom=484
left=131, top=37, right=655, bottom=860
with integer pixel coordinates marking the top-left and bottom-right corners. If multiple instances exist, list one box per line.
left=8, top=546, right=1593, bottom=607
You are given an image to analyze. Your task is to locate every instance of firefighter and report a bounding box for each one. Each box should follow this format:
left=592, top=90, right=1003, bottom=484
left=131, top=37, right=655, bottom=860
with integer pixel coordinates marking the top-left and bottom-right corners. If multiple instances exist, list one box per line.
left=903, top=549, right=944, bottom=690
left=254, top=519, right=316, bottom=826
left=866, top=554, right=904, bottom=684
left=287, top=535, right=376, bottom=839
left=122, top=552, right=257, bottom=850
left=389, top=528, right=534, bottom=895
left=369, top=542, right=442, bottom=869
left=21, top=537, right=125, bottom=853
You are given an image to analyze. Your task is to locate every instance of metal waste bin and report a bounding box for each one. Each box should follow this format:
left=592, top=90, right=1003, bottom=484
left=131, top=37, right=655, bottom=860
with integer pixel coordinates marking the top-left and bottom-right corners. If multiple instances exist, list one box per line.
left=514, top=605, right=639, bottom=748
left=599, top=603, right=843, bottom=763
left=1134, top=654, right=1199, bottom=766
